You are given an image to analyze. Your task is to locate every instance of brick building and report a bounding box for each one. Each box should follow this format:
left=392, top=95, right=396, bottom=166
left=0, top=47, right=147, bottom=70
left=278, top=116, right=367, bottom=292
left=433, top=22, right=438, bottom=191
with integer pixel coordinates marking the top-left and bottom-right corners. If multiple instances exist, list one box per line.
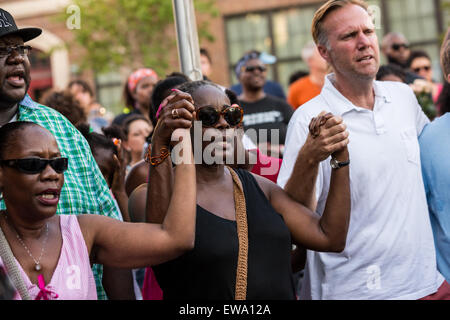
left=2, top=0, right=449, bottom=114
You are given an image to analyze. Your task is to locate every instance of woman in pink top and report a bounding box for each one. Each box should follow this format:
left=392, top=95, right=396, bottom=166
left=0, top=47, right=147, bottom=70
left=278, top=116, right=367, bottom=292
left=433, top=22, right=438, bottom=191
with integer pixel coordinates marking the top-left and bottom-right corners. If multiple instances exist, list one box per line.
left=0, top=121, right=196, bottom=300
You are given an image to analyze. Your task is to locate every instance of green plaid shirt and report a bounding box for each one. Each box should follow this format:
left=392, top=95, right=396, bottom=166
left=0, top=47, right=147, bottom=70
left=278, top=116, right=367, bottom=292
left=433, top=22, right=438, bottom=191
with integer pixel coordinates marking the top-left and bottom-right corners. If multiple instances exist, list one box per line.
left=0, top=95, right=122, bottom=299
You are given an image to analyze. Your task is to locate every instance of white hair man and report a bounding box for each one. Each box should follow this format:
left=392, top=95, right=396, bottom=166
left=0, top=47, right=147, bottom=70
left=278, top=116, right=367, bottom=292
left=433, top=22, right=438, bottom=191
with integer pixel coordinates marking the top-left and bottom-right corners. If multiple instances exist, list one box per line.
left=288, top=42, right=328, bottom=109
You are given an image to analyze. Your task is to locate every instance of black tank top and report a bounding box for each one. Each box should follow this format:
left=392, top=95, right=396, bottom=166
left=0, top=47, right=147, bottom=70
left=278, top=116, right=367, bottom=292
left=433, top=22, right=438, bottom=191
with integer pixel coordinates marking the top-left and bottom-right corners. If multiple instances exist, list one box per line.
left=153, top=169, right=296, bottom=300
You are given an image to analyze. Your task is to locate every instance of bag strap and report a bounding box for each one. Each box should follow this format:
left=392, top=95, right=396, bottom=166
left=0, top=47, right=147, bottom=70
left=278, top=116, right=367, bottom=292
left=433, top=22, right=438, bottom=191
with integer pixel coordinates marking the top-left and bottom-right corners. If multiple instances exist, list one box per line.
left=227, top=167, right=248, bottom=300
left=0, top=222, right=31, bottom=300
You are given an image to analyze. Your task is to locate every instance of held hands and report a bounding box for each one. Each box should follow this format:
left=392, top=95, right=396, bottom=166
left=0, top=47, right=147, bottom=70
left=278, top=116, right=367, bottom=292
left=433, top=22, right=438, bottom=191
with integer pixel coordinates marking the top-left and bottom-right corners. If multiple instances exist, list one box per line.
left=152, top=89, right=196, bottom=147
left=301, top=111, right=349, bottom=164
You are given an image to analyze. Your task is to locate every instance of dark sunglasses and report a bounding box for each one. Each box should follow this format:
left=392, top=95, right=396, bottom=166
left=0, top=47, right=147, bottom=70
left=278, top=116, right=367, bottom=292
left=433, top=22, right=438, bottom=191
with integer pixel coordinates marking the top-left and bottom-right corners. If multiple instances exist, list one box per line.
left=391, top=43, right=409, bottom=51
left=196, top=104, right=244, bottom=127
left=0, top=45, right=32, bottom=57
left=413, top=66, right=431, bottom=73
left=0, top=157, right=68, bottom=174
left=244, top=65, right=267, bottom=73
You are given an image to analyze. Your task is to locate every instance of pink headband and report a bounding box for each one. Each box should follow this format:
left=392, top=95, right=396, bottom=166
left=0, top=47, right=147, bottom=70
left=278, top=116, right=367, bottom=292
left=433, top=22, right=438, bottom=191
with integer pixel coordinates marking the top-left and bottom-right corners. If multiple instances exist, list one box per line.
left=127, top=68, right=158, bottom=93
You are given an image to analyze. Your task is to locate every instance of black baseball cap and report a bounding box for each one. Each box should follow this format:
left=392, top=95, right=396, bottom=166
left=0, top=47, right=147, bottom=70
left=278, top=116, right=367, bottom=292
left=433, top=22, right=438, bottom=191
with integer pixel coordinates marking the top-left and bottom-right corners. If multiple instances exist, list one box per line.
left=0, top=8, right=42, bottom=42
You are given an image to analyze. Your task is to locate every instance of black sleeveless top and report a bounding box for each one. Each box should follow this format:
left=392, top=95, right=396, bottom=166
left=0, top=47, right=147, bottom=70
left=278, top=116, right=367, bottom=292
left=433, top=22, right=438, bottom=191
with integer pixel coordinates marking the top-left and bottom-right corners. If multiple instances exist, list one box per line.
left=153, top=169, right=296, bottom=300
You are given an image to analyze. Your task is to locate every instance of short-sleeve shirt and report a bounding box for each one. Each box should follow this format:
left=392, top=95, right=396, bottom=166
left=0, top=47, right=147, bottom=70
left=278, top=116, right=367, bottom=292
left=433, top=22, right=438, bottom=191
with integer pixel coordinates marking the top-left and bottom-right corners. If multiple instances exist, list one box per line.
left=287, top=75, right=322, bottom=109
left=0, top=95, right=122, bottom=300
left=419, top=112, right=450, bottom=283
left=240, top=95, right=293, bottom=146
left=277, top=74, right=443, bottom=299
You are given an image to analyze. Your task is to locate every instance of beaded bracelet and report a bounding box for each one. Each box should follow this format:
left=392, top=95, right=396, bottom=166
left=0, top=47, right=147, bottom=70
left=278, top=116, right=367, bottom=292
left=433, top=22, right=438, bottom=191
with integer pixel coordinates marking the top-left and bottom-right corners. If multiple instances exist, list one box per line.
left=145, top=146, right=170, bottom=166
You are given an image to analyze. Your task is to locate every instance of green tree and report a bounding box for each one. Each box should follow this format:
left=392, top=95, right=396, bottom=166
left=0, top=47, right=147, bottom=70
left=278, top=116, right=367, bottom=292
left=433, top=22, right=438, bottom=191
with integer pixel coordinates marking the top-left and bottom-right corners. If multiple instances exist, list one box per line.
left=64, top=0, right=217, bottom=75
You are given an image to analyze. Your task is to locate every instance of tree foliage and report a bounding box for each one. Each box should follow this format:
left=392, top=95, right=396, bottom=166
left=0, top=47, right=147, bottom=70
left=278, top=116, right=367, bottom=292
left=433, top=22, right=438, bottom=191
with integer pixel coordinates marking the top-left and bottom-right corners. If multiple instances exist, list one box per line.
left=64, top=0, right=218, bottom=75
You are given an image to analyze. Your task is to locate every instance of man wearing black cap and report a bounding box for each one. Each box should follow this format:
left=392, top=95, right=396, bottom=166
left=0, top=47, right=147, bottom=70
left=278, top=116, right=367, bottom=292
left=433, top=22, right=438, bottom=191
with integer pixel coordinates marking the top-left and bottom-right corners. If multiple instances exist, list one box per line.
left=0, top=9, right=135, bottom=300
left=0, top=9, right=41, bottom=125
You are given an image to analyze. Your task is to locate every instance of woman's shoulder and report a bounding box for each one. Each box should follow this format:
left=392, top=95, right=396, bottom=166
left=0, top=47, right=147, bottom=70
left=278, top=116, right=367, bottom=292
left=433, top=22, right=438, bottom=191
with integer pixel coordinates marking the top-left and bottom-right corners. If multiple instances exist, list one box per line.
left=232, top=168, right=275, bottom=200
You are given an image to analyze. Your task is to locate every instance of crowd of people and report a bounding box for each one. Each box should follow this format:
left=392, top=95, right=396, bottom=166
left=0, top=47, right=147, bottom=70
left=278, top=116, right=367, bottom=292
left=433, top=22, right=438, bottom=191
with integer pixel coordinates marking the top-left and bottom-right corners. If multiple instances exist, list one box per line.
left=0, top=0, right=449, bottom=300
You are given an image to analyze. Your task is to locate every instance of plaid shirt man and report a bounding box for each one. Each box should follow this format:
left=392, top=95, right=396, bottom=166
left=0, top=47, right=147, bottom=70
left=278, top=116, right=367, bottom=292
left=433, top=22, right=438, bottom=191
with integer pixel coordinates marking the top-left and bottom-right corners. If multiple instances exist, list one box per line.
left=0, top=94, right=122, bottom=299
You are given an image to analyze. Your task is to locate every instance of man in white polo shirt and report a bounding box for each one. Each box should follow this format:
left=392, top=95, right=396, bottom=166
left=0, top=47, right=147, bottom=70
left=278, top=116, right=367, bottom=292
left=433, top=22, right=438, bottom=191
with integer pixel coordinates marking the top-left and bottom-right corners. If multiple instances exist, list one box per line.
left=278, top=0, right=447, bottom=299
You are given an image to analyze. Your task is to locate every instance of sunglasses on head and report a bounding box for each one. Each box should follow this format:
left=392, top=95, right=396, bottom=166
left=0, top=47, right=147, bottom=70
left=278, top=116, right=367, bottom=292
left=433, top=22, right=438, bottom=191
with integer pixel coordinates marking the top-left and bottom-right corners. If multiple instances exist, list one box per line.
left=0, top=157, right=68, bottom=174
left=243, top=65, right=267, bottom=73
left=391, top=43, right=409, bottom=51
left=196, top=104, right=244, bottom=127
left=413, top=65, right=431, bottom=73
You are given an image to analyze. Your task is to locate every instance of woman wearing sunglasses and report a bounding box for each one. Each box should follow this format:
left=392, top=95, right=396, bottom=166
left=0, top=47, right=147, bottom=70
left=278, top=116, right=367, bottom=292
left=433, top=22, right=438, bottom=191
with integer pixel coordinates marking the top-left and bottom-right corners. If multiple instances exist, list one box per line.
left=407, top=50, right=443, bottom=105
left=0, top=121, right=196, bottom=300
left=147, top=80, right=351, bottom=300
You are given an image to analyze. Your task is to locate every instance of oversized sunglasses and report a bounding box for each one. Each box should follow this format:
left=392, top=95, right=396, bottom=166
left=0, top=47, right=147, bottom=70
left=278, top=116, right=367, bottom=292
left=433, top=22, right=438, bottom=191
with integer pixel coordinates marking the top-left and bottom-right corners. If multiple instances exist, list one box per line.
left=413, top=65, right=431, bottom=73
left=196, top=104, right=244, bottom=127
left=0, top=45, right=32, bottom=57
left=391, top=43, right=409, bottom=51
left=0, top=157, right=68, bottom=174
left=243, top=65, right=267, bottom=73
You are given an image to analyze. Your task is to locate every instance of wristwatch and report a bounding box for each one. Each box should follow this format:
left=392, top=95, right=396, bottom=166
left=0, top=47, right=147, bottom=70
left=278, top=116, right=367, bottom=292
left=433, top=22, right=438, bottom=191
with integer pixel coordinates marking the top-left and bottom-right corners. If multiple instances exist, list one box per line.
left=330, top=157, right=350, bottom=169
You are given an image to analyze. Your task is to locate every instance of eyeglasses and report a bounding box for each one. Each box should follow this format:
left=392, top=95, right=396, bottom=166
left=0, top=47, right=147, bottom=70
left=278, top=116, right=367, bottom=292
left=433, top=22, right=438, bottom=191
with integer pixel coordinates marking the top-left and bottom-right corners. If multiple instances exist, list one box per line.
left=196, top=104, right=244, bottom=127
left=391, top=43, right=409, bottom=51
left=243, top=65, right=267, bottom=73
left=0, top=157, right=68, bottom=174
left=413, top=66, right=431, bottom=73
left=0, top=45, right=32, bottom=58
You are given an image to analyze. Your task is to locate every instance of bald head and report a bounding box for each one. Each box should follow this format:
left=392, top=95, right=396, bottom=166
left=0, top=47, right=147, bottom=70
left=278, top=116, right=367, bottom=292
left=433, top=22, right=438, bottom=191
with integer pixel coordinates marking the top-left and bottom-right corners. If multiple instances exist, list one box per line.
left=382, top=32, right=410, bottom=67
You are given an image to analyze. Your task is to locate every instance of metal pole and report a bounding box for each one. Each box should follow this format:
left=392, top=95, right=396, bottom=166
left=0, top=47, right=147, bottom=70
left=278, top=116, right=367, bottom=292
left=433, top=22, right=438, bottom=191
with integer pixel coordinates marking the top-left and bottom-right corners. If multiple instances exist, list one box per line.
left=172, top=0, right=203, bottom=81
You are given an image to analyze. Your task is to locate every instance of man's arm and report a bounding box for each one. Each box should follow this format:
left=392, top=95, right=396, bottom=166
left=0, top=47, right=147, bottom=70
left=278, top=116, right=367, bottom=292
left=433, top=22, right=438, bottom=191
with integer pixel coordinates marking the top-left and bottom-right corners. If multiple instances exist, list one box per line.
left=284, top=151, right=320, bottom=211
left=283, top=112, right=348, bottom=211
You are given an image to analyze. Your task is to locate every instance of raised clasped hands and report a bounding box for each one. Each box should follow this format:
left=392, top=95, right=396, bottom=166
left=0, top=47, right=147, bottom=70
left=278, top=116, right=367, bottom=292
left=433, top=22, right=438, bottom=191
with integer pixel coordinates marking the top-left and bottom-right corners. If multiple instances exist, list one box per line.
left=152, top=89, right=196, bottom=147
left=302, top=111, right=349, bottom=164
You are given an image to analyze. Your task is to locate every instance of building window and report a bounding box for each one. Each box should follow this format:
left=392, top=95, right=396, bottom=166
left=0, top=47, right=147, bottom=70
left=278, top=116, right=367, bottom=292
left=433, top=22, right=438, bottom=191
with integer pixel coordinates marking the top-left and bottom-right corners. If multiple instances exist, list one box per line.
left=387, top=0, right=438, bottom=43
left=225, top=13, right=273, bottom=86
left=272, top=5, right=319, bottom=90
left=96, top=72, right=124, bottom=116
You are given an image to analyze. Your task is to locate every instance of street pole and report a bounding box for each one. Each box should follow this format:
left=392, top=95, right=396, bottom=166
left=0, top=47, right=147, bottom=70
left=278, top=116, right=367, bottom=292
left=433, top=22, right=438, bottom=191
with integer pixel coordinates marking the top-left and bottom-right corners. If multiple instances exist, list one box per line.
left=172, top=0, right=203, bottom=81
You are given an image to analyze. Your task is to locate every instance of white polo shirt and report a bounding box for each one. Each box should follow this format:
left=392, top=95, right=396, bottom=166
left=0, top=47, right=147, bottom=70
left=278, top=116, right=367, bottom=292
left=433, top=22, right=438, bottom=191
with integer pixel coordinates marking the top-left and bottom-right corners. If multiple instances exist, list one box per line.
left=278, top=74, right=444, bottom=300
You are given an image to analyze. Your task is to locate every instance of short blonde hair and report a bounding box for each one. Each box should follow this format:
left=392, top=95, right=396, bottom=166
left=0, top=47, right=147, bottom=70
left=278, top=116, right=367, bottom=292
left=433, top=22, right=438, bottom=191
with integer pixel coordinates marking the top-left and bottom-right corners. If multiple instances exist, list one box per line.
left=312, top=0, right=369, bottom=47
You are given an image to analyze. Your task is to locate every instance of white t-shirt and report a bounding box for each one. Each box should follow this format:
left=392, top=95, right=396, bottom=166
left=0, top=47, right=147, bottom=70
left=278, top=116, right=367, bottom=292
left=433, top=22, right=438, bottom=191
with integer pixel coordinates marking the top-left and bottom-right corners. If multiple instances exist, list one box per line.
left=277, top=74, right=444, bottom=300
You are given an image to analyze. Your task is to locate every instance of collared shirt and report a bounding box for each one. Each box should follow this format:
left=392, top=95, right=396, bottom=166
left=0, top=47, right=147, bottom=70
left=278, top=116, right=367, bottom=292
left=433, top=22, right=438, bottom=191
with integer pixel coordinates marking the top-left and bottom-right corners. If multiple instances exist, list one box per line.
left=0, top=95, right=122, bottom=300
left=419, top=112, right=450, bottom=283
left=278, top=74, right=443, bottom=299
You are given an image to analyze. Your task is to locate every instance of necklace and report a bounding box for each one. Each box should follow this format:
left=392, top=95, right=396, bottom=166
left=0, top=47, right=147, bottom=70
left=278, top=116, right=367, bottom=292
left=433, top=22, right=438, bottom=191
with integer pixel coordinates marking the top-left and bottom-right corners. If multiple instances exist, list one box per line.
left=3, top=214, right=49, bottom=272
